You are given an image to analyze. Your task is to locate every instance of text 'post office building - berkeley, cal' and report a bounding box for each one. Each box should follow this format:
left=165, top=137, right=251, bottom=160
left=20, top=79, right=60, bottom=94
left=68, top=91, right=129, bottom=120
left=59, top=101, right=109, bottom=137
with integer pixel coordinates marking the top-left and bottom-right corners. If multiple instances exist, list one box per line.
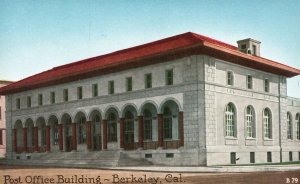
left=1, top=32, right=300, bottom=166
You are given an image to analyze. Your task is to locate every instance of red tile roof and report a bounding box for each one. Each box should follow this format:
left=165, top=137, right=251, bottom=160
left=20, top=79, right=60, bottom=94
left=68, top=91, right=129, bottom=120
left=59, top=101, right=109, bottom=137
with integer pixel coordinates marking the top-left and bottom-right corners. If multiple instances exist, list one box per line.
left=0, top=32, right=300, bottom=95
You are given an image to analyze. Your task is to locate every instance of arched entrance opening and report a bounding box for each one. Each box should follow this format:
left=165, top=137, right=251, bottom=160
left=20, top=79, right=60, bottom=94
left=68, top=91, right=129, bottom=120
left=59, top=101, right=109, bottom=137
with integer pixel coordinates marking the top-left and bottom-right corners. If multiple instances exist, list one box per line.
left=36, top=117, right=46, bottom=152
left=25, top=118, right=34, bottom=152
left=61, top=114, right=72, bottom=152
left=48, top=115, right=59, bottom=151
left=89, top=110, right=102, bottom=151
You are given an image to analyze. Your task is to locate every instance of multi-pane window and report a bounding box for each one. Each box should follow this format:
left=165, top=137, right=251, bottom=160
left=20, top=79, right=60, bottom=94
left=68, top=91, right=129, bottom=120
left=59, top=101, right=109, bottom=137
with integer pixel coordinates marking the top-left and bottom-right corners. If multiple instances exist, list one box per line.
left=38, top=94, right=43, bottom=106
left=50, top=91, right=55, bottom=104
left=264, top=79, right=270, bottom=93
left=163, top=107, right=172, bottom=139
left=231, top=152, right=236, bottom=164
left=143, top=110, right=152, bottom=140
left=27, top=96, right=31, bottom=108
left=246, top=75, right=253, bottom=89
left=225, top=103, right=236, bottom=137
left=41, top=127, right=46, bottom=146
left=63, top=89, right=68, bottom=102
left=108, top=81, right=114, bottom=94
left=16, top=98, right=20, bottom=109
left=0, top=130, right=3, bottom=145
left=289, top=152, right=293, bottom=162
left=53, top=122, right=59, bottom=145
left=287, top=112, right=292, bottom=140
left=108, top=113, right=117, bottom=142
left=227, top=71, right=234, bottom=86
left=124, top=111, right=134, bottom=144
left=165, top=69, right=173, bottom=85
left=92, top=84, right=98, bottom=97
left=77, top=87, right=83, bottom=99
left=267, top=152, right=272, bottom=162
left=246, top=106, right=255, bottom=138
left=78, top=117, right=86, bottom=144
left=145, top=73, right=152, bottom=89
left=252, top=45, right=257, bottom=55
left=263, top=108, right=272, bottom=139
left=250, top=152, right=255, bottom=163
left=296, top=113, right=300, bottom=140
left=126, top=77, right=133, bottom=92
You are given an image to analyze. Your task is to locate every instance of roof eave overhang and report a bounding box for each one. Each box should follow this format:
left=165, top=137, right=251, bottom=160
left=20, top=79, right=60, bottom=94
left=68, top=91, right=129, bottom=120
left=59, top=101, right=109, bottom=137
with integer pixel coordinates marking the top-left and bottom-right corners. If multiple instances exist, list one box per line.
left=1, top=41, right=299, bottom=95
left=0, top=43, right=203, bottom=95
left=202, top=42, right=300, bottom=78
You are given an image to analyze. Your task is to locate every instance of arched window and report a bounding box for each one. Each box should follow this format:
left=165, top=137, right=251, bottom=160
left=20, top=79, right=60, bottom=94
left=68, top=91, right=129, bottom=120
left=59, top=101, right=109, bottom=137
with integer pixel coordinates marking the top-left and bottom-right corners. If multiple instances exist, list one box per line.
left=108, top=113, right=117, bottom=142
left=78, top=117, right=86, bottom=144
left=143, top=109, right=152, bottom=140
left=163, top=107, right=172, bottom=139
left=296, top=113, right=300, bottom=140
left=225, top=103, right=236, bottom=137
left=246, top=106, right=255, bottom=138
left=124, top=111, right=134, bottom=144
left=53, top=121, right=59, bottom=145
left=227, top=71, right=234, bottom=86
left=92, top=115, right=100, bottom=135
left=26, top=121, right=34, bottom=148
left=287, top=112, right=292, bottom=140
left=41, top=127, right=46, bottom=146
left=263, top=108, right=272, bottom=139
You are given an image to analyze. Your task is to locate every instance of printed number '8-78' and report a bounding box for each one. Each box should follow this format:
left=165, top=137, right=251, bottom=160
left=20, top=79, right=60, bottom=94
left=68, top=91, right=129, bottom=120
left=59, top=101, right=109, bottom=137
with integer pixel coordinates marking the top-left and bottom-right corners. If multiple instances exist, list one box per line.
left=286, top=178, right=299, bottom=183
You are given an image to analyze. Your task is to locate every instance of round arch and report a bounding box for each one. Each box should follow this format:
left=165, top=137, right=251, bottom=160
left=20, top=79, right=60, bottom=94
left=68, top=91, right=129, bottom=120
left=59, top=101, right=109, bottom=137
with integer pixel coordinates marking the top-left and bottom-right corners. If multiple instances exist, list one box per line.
left=74, top=111, right=87, bottom=123
left=36, top=117, right=46, bottom=127
left=158, top=97, right=182, bottom=114
left=121, top=104, right=138, bottom=118
left=14, top=120, right=23, bottom=129
left=60, top=113, right=73, bottom=124
left=47, top=114, right=59, bottom=125
left=138, top=101, right=158, bottom=116
left=104, top=106, right=120, bottom=120
left=88, top=108, right=103, bottom=121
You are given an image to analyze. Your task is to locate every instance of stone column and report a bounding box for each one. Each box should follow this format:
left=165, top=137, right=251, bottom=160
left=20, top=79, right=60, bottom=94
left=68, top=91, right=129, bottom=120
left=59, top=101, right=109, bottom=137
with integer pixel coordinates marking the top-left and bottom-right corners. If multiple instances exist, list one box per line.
left=13, top=129, right=17, bottom=152
left=34, top=127, right=39, bottom=152
left=138, top=116, right=144, bottom=148
left=179, top=111, right=184, bottom=147
left=23, top=128, right=27, bottom=152
left=58, top=124, right=63, bottom=151
left=157, top=114, right=163, bottom=148
left=86, top=121, right=92, bottom=150
left=119, top=118, right=125, bottom=149
left=102, top=120, right=107, bottom=150
left=72, top=123, right=77, bottom=151
left=46, top=126, right=51, bottom=152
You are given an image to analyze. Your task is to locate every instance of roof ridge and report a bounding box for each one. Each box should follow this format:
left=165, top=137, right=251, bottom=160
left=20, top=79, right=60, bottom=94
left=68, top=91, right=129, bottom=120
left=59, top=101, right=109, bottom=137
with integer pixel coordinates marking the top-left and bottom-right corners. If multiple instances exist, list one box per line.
left=189, top=32, right=238, bottom=50
left=52, top=32, right=199, bottom=71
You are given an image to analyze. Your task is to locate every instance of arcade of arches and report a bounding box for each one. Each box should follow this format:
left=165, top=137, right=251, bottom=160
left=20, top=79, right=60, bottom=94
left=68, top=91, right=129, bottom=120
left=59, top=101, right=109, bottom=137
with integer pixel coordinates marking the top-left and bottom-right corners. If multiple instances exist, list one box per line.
left=12, top=100, right=184, bottom=153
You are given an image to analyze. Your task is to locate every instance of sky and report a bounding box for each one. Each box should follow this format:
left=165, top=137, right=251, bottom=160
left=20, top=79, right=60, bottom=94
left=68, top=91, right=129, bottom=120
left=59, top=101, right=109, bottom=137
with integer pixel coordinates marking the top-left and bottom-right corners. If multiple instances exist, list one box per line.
left=0, top=0, right=299, bottom=98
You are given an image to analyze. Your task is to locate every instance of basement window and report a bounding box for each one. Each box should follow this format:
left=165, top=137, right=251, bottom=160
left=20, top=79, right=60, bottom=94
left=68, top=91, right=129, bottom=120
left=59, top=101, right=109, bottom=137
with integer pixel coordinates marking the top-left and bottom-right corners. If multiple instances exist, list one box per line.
left=166, top=153, right=174, bottom=158
left=145, top=154, right=152, bottom=158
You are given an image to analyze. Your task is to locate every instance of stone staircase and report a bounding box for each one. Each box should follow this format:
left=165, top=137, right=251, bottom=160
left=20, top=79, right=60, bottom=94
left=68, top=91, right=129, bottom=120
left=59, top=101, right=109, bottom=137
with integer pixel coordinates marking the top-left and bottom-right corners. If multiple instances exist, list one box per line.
left=1, top=150, right=153, bottom=168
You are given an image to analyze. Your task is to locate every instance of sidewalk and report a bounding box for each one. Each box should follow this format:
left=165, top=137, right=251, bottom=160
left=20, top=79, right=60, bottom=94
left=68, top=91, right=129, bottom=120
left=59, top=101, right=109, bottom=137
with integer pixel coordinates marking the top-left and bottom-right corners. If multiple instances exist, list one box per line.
left=109, top=165, right=300, bottom=173
left=1, top=159, right=300, bottom=173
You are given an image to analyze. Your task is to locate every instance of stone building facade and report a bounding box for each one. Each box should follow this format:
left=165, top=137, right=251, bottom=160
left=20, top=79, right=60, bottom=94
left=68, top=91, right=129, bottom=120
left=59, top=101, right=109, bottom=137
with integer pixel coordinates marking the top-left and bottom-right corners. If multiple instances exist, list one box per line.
left=0, top=80, right=13, bottom=157
left=0, top=32, right=300, bottom=166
